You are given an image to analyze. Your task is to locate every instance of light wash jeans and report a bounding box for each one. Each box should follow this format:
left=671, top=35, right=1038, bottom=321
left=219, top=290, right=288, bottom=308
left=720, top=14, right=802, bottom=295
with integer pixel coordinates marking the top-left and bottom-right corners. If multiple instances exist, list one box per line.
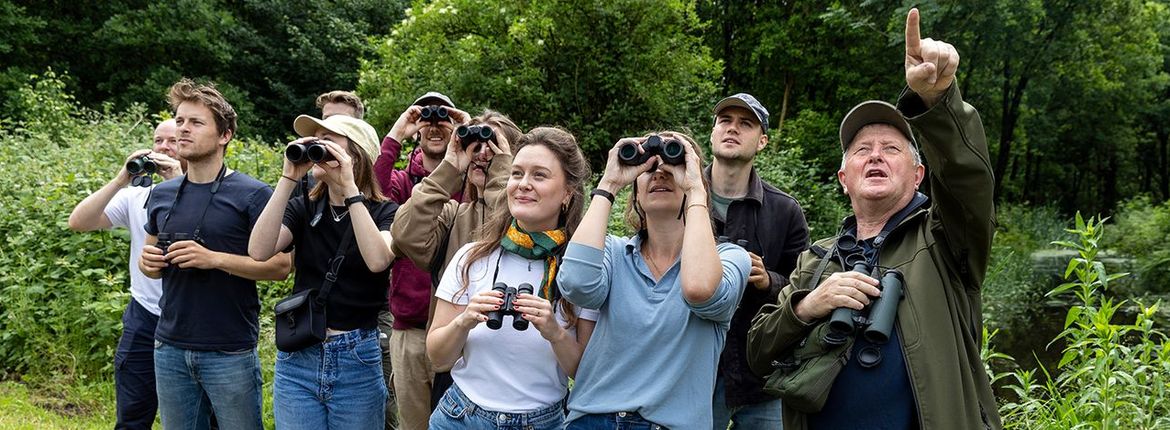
left=429, top=383, right=565, bottom=430
left=274, top=327, right=387, bottom=430
left=153, top=341, right=262, bottom=430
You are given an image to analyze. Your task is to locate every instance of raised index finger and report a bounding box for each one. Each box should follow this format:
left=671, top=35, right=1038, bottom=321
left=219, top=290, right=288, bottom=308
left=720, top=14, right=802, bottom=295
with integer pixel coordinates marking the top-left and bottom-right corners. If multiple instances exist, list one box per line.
left=905, top=7, right=921, bottom=55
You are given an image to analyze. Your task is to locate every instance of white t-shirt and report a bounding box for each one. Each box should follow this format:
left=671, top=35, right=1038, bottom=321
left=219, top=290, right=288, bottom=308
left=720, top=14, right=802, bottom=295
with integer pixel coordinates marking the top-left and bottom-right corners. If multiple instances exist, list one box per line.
left=104, top=186, right=163, bottom=316
left=436, top=243, right=598, bottom=412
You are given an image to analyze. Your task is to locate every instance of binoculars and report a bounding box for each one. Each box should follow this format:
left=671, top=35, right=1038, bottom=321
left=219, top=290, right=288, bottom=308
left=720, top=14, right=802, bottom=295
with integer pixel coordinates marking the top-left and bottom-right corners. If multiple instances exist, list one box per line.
left=126, top=156, right=157, bottom=176
left=486, top=282, right=534, bottom=331
left=618, top=135, right=685, bottom=166
left=419, top=105, right=450, bottom=123
left=155, top=232, right=195, bottom=255
left=823, top=257, right=905, bottom=348
left=717, top=236, right=750, bottom=250
left=456, top=125, right=495, bottom=149
left=285, top=139, right=335, bottom=164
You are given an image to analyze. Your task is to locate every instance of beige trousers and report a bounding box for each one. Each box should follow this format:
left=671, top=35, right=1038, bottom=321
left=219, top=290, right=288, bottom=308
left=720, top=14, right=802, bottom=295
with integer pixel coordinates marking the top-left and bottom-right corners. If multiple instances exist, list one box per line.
left=390, top=328, right=433, bottom=430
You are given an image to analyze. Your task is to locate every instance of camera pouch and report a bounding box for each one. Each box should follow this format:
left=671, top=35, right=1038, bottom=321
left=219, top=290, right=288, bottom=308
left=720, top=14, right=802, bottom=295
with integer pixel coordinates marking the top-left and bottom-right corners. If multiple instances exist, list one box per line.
left=762, top=320, right=855, bottom=413
left=274, top=288, right=326, bottom=352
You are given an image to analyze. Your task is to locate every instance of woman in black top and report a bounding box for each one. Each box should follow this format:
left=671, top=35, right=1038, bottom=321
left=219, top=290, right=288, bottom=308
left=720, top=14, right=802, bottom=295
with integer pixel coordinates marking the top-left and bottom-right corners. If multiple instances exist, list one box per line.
left=249, top=114, right=396, bottom=430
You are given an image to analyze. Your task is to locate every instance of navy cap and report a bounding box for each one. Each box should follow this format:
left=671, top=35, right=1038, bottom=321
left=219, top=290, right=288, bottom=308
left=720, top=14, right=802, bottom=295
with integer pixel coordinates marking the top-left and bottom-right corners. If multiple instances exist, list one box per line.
left=714, top=93, right=770, bottom=132
left=412, top=91, right=455, bottom=108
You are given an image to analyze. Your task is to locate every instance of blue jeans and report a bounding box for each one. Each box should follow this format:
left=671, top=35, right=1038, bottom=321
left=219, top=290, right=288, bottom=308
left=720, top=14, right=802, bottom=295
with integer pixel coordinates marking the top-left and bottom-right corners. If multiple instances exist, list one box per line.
left=711, top=376, right=783, bottom=430
left=153, top=341, right=262, bottom=430
left=116, top=299, right=160, bottom=430
left=564, top=412, right=666, bottom=430
left=429, top=383, right=565, bottom=430
left=275, top=328, right=387, bottom=430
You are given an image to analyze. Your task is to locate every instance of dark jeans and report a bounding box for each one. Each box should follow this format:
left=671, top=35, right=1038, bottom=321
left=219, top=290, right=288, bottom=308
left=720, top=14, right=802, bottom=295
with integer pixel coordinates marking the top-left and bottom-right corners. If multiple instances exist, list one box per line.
left=566, top=412, right=667, bottom=430
left=115, top=298, right=160, bottom=430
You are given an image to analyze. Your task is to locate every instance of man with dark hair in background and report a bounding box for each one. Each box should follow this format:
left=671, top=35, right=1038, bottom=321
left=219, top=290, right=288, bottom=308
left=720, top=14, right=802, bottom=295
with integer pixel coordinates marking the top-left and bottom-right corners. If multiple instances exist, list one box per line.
left=707, top=92, right=809, bottom=429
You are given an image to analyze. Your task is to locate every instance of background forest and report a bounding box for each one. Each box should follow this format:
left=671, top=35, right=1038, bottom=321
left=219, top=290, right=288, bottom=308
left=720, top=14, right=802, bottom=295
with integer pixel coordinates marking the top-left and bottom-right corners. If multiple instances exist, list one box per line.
left=1, top=0, right=1168, bottom=428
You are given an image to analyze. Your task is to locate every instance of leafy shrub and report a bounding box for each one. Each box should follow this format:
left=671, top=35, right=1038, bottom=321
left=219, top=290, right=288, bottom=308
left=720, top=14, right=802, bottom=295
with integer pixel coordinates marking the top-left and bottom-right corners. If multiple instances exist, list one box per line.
left=982, top=204, right=1071, bottom=331
left=1107, top=196, right=1170, bottom=294
left=989, top=214, right=1170, bottom=428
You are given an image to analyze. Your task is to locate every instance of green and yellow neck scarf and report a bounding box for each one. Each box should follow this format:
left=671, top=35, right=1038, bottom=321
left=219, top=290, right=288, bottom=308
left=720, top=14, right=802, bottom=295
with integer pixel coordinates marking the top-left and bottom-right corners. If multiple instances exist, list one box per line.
left=500, top=219, right=568, bottom=301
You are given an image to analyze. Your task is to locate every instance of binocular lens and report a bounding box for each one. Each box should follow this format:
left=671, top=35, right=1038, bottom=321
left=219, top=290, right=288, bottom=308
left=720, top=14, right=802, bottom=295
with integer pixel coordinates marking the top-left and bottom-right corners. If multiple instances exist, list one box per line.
left=661, top=139, right=684, bottom=159
left=126, top=156, right=157, bottom=175
left=420, top=105, right=450, bottom=122
left=306, top=143, right=333, bottom=163
left=285, top=143, right=308, bottom=163
left=618, top=143, right=640, bottom=162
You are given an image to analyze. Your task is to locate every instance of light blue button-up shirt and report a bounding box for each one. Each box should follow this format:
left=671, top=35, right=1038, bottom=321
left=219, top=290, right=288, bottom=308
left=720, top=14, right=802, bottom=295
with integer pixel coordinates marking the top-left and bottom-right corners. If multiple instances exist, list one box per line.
left=557, top=234, right=749, bottom=429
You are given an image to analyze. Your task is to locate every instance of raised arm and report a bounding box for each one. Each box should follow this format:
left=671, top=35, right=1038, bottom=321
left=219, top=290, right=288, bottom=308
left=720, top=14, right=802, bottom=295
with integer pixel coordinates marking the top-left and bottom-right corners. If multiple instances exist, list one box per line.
left=901, top=7, right=994, bottom=287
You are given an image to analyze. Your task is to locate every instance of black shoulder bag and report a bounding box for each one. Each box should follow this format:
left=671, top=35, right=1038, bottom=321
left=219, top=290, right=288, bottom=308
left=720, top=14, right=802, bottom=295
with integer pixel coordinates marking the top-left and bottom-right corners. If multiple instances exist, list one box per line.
left=274, top=199, right=356, bottom=352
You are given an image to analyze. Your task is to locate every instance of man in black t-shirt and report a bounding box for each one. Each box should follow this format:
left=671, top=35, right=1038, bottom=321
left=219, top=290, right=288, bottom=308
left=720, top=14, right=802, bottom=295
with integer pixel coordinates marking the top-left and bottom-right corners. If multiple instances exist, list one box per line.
left=140, top=78, right=291, bottom=430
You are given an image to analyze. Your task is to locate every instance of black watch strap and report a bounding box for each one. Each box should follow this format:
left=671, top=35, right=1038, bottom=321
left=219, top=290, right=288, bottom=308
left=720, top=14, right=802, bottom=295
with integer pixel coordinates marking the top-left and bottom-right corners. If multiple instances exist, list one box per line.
left=344, top=194, right=366, bottom=206
left=590, top=188, right=615, bottom=204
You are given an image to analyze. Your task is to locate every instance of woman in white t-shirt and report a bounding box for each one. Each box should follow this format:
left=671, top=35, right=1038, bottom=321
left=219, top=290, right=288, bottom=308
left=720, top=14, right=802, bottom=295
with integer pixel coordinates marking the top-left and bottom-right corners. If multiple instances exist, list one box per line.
left=427, top=127, right=596, bottom=430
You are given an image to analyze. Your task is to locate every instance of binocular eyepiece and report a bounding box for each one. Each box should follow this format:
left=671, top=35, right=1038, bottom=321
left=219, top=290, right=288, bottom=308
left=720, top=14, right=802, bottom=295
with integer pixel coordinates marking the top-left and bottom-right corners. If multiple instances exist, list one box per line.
left=618, top=135, right=686, bottom=166
left=126, top=156, right=157, bottom=176
left=456, top=125, right=495, bottom=149
left=419, top=105, right=450, bottom=123
left=486, top=282, right=534, bottom=331
left=285, top=139, right=335, bottom=164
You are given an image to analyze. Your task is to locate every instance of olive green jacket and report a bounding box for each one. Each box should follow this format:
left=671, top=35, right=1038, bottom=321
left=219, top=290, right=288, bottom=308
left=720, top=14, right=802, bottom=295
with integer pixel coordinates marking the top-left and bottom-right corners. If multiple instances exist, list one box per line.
left=747, top=84, right=1002, bottom=430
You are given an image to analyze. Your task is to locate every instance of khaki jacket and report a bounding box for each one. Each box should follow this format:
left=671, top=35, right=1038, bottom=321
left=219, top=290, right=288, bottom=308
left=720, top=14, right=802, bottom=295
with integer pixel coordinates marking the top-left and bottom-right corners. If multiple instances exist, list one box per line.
left=748, top=85, right=1002, bottom=430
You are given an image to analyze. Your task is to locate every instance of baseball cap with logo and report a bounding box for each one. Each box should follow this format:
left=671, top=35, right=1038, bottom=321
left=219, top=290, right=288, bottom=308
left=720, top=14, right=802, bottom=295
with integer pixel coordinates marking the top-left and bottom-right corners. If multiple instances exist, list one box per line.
left=838, top=100, right=917, bottom=152
left=293, top=114, right=380, bottom=161
left=412, top=91, right=455, bottom=108
left=713, top=93, right=770, bottom=133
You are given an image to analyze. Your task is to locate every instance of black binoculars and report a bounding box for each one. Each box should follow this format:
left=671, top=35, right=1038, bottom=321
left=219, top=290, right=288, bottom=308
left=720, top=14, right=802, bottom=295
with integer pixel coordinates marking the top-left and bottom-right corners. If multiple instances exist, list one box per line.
left=419, top=105, right=450, bottom=123
left=155, top=232, right=195, bottom=255
left=618, top=135, right=685, bottom=166
left=717, top=236, right=749, bottom=250
left=824, top=257, right=904, bottom=348
left=486, top=282, right=533, bottom=331
left=126, top=156, right=157, bottom=176
left=285, top=139, right=335, bottom=164
left=456, top=125, right=495, bottom=149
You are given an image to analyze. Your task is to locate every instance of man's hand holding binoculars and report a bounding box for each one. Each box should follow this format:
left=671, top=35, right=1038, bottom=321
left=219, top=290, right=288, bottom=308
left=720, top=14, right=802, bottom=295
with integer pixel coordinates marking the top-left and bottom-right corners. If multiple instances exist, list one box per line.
left=388, top=104, right=471, bottom=143
left=794, top=271, right=881, bottom=324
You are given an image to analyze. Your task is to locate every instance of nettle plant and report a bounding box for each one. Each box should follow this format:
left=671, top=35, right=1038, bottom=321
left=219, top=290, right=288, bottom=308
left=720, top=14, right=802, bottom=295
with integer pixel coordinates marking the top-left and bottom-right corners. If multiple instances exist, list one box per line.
left=988, top=214, right=1170, bottom=429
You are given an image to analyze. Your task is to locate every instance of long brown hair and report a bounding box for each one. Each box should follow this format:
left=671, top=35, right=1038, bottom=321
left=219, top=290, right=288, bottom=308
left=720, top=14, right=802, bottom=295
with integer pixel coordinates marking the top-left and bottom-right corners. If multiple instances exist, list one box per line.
left=458, top=126, right=591, bottom=327
left=308, top=137, right=387, bottom=203
left=624, top=131, right=710, bottom=233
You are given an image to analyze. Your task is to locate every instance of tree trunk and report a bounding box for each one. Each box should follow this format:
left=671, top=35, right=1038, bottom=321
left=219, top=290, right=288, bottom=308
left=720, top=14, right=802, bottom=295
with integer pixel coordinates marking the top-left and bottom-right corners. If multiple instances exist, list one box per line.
left=777, top=73, right=792, bottom=139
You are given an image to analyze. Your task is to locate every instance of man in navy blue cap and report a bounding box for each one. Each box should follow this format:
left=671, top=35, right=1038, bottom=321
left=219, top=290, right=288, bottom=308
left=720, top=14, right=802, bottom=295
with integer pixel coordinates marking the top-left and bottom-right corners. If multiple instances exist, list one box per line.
left=707, top=93, right=809, bottom=428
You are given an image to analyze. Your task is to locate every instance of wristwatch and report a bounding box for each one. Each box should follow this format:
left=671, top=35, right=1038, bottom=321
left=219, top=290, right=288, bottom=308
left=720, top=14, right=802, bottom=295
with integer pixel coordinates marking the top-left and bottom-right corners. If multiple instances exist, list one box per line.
left=344, top=194, right=366, bottom=207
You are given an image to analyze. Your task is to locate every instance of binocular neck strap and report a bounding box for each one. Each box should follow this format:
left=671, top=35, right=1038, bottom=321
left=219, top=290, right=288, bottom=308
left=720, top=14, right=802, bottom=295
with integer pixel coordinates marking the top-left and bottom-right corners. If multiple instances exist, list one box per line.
left=160, top=163, right=227, bottom=238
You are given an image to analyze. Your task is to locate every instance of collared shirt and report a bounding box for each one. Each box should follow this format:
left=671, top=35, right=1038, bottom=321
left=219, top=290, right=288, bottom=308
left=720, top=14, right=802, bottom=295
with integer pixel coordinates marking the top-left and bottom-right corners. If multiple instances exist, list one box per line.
left=557, top=236, right=750, bottom=429
left=704, top=165, right=810, bottom=407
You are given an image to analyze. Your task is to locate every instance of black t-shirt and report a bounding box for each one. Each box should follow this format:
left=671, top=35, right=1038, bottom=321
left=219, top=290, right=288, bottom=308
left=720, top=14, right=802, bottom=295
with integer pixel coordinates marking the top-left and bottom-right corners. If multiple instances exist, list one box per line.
left=145, top=171, right=273, bottom=351
left=282, top=196, right=396, bottom=331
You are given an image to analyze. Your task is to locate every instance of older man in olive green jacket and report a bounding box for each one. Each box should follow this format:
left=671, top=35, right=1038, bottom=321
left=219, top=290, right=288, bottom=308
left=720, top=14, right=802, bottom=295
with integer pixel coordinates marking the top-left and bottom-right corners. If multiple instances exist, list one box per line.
left=747, top=8, right=1001, bottom=430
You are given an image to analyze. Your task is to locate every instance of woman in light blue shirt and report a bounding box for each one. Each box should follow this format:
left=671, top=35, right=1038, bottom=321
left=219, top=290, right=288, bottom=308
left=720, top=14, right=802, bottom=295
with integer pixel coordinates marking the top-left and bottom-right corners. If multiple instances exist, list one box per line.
left=557, top=132, right=750, bottom=430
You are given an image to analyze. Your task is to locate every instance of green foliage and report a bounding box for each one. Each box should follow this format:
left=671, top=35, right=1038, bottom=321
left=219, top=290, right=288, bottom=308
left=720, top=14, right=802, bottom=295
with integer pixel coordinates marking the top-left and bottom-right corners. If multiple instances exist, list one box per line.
left=359, top=0, right=721, bottom=166
left=1107, top=197, right=1170, bottom=294
left=990, top=214, right=1170, bottom=428
left=0, top=0, right=405, bottom=140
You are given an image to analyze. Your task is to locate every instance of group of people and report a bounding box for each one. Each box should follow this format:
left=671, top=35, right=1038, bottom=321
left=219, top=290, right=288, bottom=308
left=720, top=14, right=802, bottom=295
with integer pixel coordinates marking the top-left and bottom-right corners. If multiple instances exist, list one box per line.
left=70, top=9, right=1002, bottom=430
